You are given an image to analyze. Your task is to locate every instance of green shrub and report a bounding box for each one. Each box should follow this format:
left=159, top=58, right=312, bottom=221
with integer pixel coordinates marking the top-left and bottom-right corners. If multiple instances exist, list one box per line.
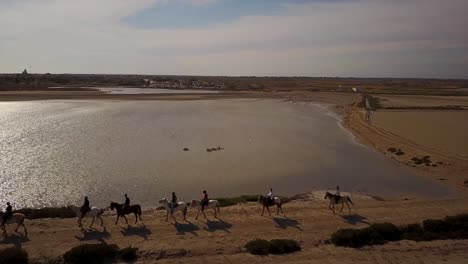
left=245, top=239, right=271, bottom=255
left=63, top=244, right=119, bottom=264
left=331, top=214, right=468, bottom=248
left=0, top=247, right=28, bottom=264
left=245, top=239, right=301, bottom=255
left=119, top=247, right=138, bottom=262
left=16, top=207, right=76, bottom=219
left=269, top=239, right=301, bottom=254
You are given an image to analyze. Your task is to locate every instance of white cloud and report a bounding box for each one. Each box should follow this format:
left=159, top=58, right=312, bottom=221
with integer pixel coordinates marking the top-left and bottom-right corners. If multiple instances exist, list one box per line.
left=1, top=0, right=467, bottom=77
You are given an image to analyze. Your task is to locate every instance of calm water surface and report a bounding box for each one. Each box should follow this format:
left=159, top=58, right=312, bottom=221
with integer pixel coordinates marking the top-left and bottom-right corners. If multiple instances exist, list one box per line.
left=0, top=99, right=455, bottom=208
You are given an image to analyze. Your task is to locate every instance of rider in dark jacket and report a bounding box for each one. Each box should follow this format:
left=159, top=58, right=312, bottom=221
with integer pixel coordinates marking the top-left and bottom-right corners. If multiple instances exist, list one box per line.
left=2, top=202, right=13, bottom=225
left=80, top=196, right=90, bottom=218
left=202, top=190, right=209, bottom=211
left=170, top=192, right=177, bottom=214
left=124, top=194, right=130, bottom=212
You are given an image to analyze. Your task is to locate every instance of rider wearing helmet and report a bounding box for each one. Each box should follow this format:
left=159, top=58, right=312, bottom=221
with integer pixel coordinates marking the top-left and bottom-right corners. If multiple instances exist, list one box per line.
left=267, top=188, right=274, bottom=204
left=170, top=192, right=178, bottom=214
left=1, top=202, right=13, bottom=225
left=123, top=194, right=130, bottom=213
left=202, top=190, right=209, bottom=211
left=80, top=196, right=90, bottom=219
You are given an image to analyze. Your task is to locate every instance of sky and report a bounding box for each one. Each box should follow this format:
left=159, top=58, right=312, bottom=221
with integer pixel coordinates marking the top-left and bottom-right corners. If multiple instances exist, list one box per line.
left=1, top=0, right=468, bottom=78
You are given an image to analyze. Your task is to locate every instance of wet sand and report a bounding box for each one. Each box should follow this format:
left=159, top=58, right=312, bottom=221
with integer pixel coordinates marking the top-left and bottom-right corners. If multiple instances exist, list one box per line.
left=372, top=111, right=468, bottom=157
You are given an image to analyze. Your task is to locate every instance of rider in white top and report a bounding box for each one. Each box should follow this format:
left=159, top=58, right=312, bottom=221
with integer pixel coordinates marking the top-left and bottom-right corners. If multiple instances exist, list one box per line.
left=267, top=188, right=273, bottom=202
left=335, top=185, right=341, bottom=196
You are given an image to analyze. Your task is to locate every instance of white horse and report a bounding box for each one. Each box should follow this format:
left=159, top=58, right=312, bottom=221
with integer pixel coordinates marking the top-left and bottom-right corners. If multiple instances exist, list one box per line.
left=190, top=199, right=220, bottom=220
left=158, top=198, right=188, bottom=222
left=324, top=191, right=354, bottom=213
left=68, top=205, right=105, bottom=228
left=0, top=212, right=27, bottom=236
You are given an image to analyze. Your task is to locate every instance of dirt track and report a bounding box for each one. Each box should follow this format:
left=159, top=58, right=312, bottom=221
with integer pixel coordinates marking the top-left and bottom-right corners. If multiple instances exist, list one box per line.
left=1, top=196, right=467, bottom=263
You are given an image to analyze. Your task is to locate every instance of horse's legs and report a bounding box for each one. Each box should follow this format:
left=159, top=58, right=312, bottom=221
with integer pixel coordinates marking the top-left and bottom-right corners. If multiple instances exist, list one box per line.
left=100, top=216, right=104, bottom=227
left=165, top=212, right=169, bottom=222
left=213, top=208, right=217, bottom=218
left=89, top=217, right=95, bottom=228
left=123, top=215, right=128, bottom=224
left=346, top=201, right=351, bottom=212
left=115, top=215, right=120, bottom=225
left=202, top=210, right=207, bottom=219
left=15, top=223, right=19, bottom=232
left=261, top=205, right=265, bottom=216
left=340, top=202, right=344, bottom=213
left=195, top=209, right=199, bottom=220
left=266, top=206, right=271, bottom=216
left=23, top=223, right=27, bottom=235
left=134, top=213, right=138, bottom=224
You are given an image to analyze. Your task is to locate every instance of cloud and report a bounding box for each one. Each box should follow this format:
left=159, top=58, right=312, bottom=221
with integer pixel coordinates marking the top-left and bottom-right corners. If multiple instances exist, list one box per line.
left=1, top=0, right=467, bottom=78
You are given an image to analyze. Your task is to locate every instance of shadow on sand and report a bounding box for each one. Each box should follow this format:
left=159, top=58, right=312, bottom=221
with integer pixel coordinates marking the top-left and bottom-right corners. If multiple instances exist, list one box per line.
left=340, top=214, right=370, bottom=225
left=174, top=220, right=199, bottom=236
left=272, top=217, right=303, bottom=231
left=120, top=224, right=151, bottom=240
left=203, top=219, right=232, bottom=233
left=0, top=233, right=30, bottom=246
left=75, top=227, right=110, bottom=242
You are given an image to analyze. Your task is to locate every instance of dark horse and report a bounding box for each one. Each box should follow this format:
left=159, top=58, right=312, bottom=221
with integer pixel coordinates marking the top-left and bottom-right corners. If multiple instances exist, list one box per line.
left=258, top=195, right=283, bottom=216
left=110, top=202, right=142, bottom=225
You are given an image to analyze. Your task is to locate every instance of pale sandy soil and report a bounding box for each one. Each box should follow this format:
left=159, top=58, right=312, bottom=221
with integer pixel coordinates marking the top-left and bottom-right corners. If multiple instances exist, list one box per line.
left=1, top=196, right=467, bottom=263
left=377, top=95, right=468, bottom=108
left=372, top=111, right=468, bottom=157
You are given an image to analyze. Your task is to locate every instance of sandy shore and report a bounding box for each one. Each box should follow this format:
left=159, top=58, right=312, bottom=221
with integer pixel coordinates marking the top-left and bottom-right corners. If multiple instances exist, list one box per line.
left=1, top=195, right=467, bottom=263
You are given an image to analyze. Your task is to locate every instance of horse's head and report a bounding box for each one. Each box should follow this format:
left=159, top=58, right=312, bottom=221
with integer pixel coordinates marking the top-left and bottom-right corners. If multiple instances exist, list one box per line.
left=324, top=192, right=331, bottom=199
left=158, top=198, right=167, bottom=205
left=110, top=202, right=115, bottom=210
left=258, top=195, right=264, bottom=203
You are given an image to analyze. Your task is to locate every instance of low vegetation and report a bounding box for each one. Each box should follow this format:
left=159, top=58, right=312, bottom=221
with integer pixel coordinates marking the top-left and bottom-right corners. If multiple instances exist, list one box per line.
left=387, top=147, right=405, bottom=156
left=331, top=214, right=468, bottom=248
left=245, top=239, right=301, bottom=255
left=15, top=207, right=76, bottom=219
left=0, top=247, right=28, bottom=264
left=411, top=156, right=432, bottom=166
left=215, top=195, right=291, bottom=207
left=63, top=244, right=138, bottom=264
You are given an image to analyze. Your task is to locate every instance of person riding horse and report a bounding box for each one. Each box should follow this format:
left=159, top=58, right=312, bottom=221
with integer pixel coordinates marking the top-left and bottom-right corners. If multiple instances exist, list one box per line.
left=1, top=202, right=13, bottom=225
left=123, top=194, right=130, bottom=213
left=334, top=185, right=341, bottom=204
left=267, top=188, right=274, bottom=205
left=201, top=190, right=209, bottom=212
left=170, top=192, right=178, bottom=214
left=80, top=196, right=91, bottom=219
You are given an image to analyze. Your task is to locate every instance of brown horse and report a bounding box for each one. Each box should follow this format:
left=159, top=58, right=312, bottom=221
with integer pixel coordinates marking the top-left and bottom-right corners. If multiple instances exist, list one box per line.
left=110, top=202, right=142, bottom=225
left=258, top=195, right=283, bottom=216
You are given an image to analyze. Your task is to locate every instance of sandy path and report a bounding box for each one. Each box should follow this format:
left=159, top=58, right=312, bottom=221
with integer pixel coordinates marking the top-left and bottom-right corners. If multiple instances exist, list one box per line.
left=1, top=198, right=467, bottom=263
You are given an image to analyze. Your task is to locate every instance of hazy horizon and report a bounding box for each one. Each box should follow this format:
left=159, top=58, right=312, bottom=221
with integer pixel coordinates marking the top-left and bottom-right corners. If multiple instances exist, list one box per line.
left=2, top=0, right=468, bottom=79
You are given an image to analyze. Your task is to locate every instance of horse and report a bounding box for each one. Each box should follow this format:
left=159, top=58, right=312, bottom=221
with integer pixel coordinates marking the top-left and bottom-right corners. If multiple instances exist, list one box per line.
left=68, top=205, right=105, bottom=228
left=324, top=191, right=353, bottom=213
left=158, top=198, right=188, bottom=222
left=0, top=212, right=27, bottom=236
left=110, top=202, right=142, bottom=225
left=258, top=195, right=283, bottom=216
left=190, top=199, right=220, bottom=220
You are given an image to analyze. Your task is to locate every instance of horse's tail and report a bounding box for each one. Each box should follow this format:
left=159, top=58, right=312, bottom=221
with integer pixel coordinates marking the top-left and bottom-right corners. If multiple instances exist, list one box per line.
left=347, top=197, right=354, bottom=205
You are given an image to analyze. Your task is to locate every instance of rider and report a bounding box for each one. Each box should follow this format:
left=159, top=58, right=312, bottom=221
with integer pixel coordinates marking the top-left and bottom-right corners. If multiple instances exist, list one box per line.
left=123, top=194, right=130, bottom=213
left=80, top=196, right=90, bottom=219
left=1, top=202, right=13, bottom=225
left=267, top=188, right=274, bottom=203
left=201, top=190, right=209, bottom=212
left=334, top=185, right=341, bottom=204
left=170, top=192, right=178, bottom=214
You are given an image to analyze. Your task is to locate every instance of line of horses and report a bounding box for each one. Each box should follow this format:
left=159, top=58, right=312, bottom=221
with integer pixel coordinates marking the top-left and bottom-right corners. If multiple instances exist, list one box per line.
left=1, top=191, right=353, bottom=236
